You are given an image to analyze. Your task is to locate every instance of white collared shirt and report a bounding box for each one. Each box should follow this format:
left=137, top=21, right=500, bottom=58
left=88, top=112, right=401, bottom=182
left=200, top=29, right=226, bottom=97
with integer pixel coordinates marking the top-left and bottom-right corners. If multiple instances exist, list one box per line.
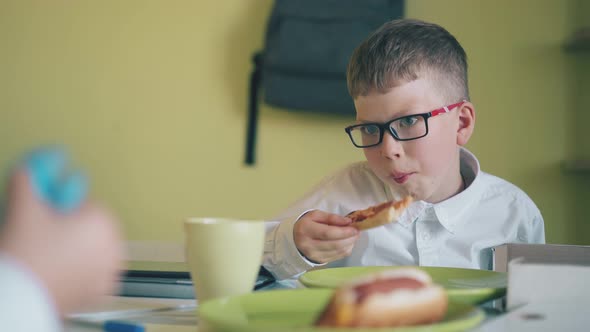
left=263, top=148, right=545, bottom=280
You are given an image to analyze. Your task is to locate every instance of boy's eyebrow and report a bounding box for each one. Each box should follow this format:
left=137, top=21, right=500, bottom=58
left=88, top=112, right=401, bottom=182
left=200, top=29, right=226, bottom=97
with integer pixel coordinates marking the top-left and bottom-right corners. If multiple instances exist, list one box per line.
left=356, top=110, right=419, bottom=123
left=356, top=119, right=378, bottom=124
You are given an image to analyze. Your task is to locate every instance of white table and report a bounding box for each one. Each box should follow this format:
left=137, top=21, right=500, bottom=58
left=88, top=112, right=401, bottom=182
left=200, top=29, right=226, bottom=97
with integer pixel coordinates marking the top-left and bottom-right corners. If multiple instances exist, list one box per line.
left=473, top=299, right=590, bottom=332
left=66, top=296, right=590, bottom=332
left=64, top=296, right=198, bottom=332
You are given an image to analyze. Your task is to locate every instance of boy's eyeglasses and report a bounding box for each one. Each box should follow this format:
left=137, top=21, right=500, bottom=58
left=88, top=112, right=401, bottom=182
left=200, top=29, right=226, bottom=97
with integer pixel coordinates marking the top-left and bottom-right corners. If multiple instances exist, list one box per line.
left=345, top=101, right=465, bottom=148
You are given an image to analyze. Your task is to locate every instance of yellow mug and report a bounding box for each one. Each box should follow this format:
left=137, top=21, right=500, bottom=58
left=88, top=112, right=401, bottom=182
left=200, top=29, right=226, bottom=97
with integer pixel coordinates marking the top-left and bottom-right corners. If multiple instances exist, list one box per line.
left=184, top=217, right=265, bottom=303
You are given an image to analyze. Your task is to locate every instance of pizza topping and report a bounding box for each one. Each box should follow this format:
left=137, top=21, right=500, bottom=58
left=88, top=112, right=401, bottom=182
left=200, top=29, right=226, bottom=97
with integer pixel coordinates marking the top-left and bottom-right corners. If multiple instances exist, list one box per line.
left=348, top=201, right=395, bottom=223
left=354, top=277, right=425, bottom=303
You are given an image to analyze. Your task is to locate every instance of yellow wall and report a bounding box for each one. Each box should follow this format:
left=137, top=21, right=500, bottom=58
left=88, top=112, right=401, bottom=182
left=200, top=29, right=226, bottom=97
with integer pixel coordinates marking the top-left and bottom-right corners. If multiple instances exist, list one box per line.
left=0, top=0, right=587, bottom=244
left=569, top=0, right=590, bottom=244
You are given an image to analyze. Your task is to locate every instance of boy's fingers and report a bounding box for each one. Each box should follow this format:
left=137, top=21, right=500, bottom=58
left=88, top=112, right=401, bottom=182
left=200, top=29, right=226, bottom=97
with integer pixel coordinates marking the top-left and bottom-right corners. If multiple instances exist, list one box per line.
left=310, top=234, right=359, bottom=252
left=306, top=235, right=360, bottom=263
left=307, top=221, right=358, bottom=241
left=309, top=211, right=352, bottom=226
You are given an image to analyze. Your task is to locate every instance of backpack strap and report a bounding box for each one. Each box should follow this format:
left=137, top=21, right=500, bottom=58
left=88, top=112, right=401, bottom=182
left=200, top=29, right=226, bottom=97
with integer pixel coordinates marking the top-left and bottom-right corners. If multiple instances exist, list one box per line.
left=245, top=52, right=263, bottom=166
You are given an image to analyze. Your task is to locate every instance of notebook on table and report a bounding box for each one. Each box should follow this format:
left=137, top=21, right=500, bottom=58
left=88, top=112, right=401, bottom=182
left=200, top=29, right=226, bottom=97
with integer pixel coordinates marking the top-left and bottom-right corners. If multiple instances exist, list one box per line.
left=120, top=261, right=275, bottom=299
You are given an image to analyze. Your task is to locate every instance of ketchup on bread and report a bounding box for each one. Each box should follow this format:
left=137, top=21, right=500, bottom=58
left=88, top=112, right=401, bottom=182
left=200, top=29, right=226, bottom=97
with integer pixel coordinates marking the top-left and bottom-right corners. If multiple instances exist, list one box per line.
left=354, top=277, right=425, bottom=303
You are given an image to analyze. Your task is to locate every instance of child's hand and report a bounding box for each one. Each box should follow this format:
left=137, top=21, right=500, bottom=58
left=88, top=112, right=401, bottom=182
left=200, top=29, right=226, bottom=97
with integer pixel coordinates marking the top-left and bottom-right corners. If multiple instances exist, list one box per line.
left=293, top=210, right=360, bottom=264
left=0, top=168, right=124, bottom=316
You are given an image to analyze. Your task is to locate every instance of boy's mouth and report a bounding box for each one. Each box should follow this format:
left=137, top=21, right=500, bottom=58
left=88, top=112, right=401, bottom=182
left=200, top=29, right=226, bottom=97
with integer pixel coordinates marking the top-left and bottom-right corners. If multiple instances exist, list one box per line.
left=390, top=172, right=414, bottom=184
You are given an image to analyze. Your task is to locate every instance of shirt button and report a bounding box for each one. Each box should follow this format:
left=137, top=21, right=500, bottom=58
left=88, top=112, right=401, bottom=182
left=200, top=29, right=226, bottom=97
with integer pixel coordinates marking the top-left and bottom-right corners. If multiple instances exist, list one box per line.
left=422, top=233, right=431, bottom=241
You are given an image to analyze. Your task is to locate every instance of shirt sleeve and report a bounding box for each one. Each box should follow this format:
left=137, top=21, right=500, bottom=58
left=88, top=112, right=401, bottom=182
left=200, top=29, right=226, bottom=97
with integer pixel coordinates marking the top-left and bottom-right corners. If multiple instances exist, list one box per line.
left=262, top=170, right=347, bottom=280
left=529, top=214, right=546, bottom=244
left=263, top=210, right=326, bottom=280
left=0, top=254, right=61, bottom=332
left=262, top=162, right=384, bottom=280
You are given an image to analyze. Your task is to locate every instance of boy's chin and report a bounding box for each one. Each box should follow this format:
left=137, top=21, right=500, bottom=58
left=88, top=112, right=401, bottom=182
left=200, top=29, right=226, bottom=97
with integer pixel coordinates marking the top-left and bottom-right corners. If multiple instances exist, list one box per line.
left=388, top=183, right=421, bottom=200
left=396, top=185, right=434, bottom=203
left=407, top=191, right=427, bottom=202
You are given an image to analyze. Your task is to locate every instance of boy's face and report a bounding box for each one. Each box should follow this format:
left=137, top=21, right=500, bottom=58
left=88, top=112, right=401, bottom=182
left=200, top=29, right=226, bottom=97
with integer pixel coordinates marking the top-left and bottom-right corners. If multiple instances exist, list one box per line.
left=353, top=78, right=474, bottom=203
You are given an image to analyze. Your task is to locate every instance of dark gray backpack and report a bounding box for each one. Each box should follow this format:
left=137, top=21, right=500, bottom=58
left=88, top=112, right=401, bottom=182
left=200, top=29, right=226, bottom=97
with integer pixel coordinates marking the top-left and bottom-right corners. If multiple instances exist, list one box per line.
left=246, top=0, right=404, bottom=165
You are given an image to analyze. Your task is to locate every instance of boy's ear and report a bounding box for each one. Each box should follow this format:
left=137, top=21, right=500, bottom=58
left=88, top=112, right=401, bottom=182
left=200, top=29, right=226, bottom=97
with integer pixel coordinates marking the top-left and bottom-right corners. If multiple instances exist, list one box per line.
left=456, top=101, right=475, bottom=146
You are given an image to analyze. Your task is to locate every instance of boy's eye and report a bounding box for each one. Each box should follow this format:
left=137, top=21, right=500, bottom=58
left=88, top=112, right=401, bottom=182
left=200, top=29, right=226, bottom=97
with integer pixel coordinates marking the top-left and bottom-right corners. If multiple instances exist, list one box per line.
left=398, top=116, right=419, bottom=128
left=361, top=125, right=380, bottom=136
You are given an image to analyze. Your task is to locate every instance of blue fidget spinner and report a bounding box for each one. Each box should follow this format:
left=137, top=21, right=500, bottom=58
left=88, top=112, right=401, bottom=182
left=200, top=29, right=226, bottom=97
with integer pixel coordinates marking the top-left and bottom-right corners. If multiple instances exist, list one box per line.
left=24, top=147, right=88, bottom=212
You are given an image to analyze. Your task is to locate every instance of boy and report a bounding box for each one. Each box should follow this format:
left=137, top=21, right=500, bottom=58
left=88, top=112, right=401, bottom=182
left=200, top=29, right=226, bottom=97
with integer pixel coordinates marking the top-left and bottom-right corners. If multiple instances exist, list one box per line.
left=263, top=19, right=545, bottom=280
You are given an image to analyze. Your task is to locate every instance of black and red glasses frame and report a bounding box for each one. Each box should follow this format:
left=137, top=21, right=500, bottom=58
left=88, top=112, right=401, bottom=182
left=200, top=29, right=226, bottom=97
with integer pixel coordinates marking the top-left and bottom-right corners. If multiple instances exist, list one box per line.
left=345, top=101, right=466, bottom=148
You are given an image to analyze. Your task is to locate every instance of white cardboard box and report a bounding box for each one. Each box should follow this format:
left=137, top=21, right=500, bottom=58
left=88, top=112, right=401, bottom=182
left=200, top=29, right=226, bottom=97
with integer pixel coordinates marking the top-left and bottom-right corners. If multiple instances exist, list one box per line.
left=490, top=243, right=590, bottom=310
left=506, top=258, right=590, bottom=309
left=492, top=243, right=590, bottom=273
left=476, top=259, right=590, bottom=332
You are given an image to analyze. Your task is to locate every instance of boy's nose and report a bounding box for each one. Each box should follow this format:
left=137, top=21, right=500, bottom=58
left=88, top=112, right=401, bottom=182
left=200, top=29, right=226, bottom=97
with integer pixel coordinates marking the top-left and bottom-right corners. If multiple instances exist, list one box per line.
left=379, top=131, right=403, bottom=159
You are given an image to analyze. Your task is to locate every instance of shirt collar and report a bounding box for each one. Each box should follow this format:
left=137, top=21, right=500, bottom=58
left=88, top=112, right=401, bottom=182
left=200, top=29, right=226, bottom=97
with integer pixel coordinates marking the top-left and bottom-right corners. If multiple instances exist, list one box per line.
left=432, top=147, right=482, bottom=233
left=390, top=147, right=483, bottom=233
left=397, top=200, right=430, bottom=228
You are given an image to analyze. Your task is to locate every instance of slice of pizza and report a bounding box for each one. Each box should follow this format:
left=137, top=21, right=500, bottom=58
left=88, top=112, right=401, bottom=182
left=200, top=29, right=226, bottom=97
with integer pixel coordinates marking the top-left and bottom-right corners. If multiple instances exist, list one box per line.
left=347, top=196, right=413, bottom=230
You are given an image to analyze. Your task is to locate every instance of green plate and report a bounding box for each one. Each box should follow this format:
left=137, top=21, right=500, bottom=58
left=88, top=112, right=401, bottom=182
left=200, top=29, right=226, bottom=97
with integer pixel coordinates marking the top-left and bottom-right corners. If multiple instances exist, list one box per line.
left=199, top=289, right=485, bottom=332
left=299, top=266, right=506, bottom=305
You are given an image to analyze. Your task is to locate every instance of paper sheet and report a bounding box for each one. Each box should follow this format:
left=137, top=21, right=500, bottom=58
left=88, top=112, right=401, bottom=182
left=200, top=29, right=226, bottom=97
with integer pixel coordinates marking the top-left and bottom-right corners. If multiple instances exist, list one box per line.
left=67, top=296, right=197, bottom=325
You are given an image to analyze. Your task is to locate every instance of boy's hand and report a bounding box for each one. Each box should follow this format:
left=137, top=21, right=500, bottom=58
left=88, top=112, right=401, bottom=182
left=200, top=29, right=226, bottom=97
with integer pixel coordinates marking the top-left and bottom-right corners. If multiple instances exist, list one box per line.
left=293, top=210, right=360, bottom=264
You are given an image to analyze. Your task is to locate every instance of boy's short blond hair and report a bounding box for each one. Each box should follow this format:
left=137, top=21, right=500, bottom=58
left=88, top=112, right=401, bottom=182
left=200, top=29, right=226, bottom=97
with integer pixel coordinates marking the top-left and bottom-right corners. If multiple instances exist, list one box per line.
left=347, top=19, right=469, bottom=102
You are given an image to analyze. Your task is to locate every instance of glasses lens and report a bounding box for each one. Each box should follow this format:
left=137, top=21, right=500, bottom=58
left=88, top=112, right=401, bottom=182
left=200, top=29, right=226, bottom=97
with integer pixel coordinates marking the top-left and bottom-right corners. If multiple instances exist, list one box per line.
left=349, top=125, right=381, bottom=147
left=390, top=115, right=427, bottom=140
